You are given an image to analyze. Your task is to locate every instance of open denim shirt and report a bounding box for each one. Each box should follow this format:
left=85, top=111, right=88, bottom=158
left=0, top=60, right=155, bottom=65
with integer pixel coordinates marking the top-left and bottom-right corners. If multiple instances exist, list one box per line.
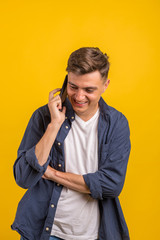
left=11, top=97, right=131, bottom=240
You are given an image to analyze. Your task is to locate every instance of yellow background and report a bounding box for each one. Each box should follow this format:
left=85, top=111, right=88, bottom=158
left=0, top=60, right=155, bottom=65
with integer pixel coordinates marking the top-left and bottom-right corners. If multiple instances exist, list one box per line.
left=0, top=0, right=160, bottom=239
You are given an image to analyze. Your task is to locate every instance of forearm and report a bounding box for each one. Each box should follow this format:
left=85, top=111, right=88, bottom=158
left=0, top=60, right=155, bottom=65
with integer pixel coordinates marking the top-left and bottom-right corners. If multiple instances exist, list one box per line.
left=35, top=122, right=61, bottom=166
left=43, top=167, right=90, bottom=194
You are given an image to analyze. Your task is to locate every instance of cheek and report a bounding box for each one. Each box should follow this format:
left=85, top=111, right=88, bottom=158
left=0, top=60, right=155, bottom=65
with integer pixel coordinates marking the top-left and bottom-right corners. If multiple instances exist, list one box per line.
left=88, top=94, right=101, bottom=105
left=67, top=87, right=73, bottom=97
left=88, top=93, right=99, bottom=101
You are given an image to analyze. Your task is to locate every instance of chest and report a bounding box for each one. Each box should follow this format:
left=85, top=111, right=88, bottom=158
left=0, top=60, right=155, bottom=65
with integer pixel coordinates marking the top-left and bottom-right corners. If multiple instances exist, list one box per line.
left=64, top=115, right=99, bottom=174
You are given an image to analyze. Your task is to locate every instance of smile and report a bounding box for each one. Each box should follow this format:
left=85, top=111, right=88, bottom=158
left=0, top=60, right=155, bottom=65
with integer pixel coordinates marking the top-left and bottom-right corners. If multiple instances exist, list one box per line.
left=73, top=99, right=88, bottom=107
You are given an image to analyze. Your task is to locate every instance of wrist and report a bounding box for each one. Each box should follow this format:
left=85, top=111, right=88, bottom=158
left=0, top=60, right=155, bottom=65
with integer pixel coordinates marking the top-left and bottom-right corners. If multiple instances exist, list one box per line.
left=47, top=122, right=61, bottom=135
left=48, top=121, right=62, bottom=129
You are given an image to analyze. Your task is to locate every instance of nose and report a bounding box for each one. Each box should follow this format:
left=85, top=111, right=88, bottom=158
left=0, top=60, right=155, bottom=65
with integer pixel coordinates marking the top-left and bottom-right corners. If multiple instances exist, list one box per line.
left=75, top=89, right=85, bottom=101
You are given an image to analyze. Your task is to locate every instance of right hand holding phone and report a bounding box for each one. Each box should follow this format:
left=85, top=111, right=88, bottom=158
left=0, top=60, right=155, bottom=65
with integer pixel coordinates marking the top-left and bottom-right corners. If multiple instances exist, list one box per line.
left=48, top=88, right=66, bottom=126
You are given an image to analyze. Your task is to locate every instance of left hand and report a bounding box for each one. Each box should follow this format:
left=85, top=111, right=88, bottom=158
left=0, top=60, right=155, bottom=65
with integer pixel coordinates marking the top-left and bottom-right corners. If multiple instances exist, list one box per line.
left=42, top=165, right=56, bottom=180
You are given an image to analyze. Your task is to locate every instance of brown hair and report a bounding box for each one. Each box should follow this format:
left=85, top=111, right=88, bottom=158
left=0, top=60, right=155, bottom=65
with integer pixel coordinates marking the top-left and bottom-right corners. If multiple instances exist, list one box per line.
left=66, top=47, right=110, bottom=81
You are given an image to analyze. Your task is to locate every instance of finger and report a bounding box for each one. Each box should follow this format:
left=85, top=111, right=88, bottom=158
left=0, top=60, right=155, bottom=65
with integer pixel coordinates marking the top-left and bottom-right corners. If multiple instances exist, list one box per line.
left=48, top=96, right=61, bottom=107
left=49, top=94, right=61, bottom=103
left=57, top=100, right=62, bottom=110
left=48, top=99, right=62, bottom=112
left=62, top=106, right=66, bottom=114
left=49, top=88, right=61, bottom=101
left=42, top=175, right=47, bottom=179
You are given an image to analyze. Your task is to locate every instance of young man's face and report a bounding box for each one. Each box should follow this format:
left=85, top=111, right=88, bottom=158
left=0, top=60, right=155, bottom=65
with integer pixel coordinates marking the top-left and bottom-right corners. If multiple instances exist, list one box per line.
left=67, top=71, right=110, bottom=121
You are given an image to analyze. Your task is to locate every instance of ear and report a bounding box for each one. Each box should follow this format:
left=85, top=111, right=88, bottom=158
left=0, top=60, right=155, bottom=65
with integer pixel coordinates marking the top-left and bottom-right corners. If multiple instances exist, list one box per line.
left=103, top=79, right=110, bottom=92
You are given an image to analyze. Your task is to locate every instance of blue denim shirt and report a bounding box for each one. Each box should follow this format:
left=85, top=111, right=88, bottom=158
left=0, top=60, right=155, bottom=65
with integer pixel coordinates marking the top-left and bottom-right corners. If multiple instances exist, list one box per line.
left=11, top=97, right=131, bottom=240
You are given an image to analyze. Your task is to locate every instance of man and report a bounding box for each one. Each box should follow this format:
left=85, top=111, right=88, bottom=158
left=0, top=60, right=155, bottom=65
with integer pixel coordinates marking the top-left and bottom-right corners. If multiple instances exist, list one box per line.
left=11, top=47, right=131, bottom=240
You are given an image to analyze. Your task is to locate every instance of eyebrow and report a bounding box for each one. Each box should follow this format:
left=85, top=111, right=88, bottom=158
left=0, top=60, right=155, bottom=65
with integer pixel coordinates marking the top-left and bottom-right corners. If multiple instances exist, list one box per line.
left=68, top=81, right=98, bottom=90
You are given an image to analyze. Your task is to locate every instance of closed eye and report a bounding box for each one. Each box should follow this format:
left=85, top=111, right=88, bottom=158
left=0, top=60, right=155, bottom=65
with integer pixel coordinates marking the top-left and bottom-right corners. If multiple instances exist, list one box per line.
left=70, top=85, right=78, bottom=90
left=68, top=82, right=97, bottom=93
left=85, top=89, right=95, bottom=93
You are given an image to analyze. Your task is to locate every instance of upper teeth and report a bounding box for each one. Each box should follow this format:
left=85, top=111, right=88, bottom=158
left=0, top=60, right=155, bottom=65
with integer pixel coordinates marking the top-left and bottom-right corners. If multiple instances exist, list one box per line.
left=76, top=101, right=85, bottom=104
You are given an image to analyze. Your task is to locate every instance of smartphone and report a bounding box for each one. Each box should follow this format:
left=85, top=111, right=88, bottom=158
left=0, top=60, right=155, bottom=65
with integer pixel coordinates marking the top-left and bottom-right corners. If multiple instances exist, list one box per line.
left=60, top=75, right=68, bottom=103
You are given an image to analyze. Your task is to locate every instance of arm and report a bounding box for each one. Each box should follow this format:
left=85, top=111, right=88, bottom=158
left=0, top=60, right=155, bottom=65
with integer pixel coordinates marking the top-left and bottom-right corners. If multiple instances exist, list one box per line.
left=35, top=89, right=66, bottom=166
left=43, top=113, right=131, bottom=199
left=83, top=113, right=131, bottom=199
left=14, top=89, right=66, bottom=189
left=43, top=165, right=90, bottom=194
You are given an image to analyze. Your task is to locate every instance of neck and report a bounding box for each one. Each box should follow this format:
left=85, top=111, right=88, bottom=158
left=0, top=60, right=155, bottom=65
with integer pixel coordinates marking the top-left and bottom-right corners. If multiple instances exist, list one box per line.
left=76, top=106, right=99, bottom=122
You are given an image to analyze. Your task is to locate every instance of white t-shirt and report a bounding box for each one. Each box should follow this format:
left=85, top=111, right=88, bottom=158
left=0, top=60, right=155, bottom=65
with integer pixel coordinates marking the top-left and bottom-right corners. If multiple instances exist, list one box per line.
left=51, top=109, right=100, bottom=240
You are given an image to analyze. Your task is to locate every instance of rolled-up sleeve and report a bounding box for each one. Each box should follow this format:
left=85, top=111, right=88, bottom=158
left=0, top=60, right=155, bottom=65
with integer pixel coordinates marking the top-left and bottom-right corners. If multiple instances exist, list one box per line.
left=13, top=108, right=51, bottom=189
left=25, top=146, right=46, bottom=172
left=83, top=113, right=131, bottom=200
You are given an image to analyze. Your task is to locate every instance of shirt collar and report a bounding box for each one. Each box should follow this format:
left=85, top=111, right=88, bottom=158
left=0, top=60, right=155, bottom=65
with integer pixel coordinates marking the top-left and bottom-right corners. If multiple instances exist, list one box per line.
left=99, top=97, right=110, bottom=115
left=63, top=98, right=75, bottom=121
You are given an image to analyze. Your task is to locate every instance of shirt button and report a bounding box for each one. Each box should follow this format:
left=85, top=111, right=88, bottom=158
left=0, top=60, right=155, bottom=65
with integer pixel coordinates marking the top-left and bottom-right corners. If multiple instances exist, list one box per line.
left=46, top=227, right=49, bottom=231
left=65, top=126, right=68, bottom=129
left=58, top=142, right=61, bottom=146
left=51, top=204, right=55, bottom=208
left=71, top=116, right=74, bottom=119
left=58, top=164, right=62, bottom=167
left=65, top=116, right=68, bottom=119
left=57, top=183, right=60, bottom=186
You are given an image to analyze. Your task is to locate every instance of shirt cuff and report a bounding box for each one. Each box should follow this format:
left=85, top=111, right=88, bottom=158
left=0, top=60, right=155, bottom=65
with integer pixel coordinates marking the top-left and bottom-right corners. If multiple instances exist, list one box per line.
left=83, top=172, right=103, bottom=200
left=25, top=146, right=51, bottom=173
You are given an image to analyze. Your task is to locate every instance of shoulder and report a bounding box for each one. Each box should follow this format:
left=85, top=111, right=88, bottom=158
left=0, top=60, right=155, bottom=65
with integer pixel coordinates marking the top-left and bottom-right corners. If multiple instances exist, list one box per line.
left=33, top=104, right=50, bottom=118
left=29, top=104, right=51, bottom=127
left=99, top=97, right=129, bottom=126
left=108, top=106, right=129, bottom=129
left=99, top=98, right=130, bottom=142
left=30, top=104, right=49, bottom=118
